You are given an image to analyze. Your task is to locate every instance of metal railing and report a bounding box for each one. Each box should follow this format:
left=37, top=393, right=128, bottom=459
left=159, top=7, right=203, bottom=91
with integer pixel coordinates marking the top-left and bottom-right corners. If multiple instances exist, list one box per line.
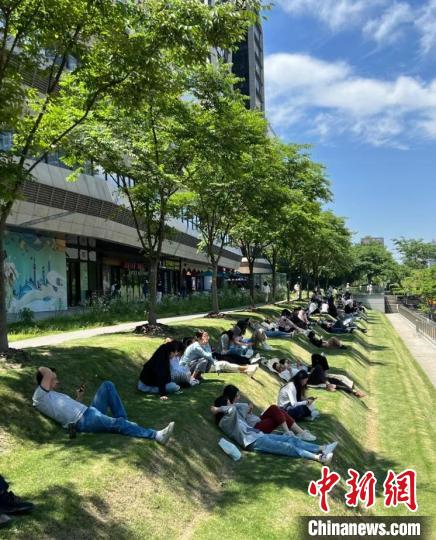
left=398, top=304, right=436, bottom=344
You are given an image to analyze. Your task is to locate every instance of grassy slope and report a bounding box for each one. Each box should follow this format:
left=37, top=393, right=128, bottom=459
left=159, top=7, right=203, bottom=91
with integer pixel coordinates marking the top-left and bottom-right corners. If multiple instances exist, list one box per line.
left=0, top=307, right=434, bottom=540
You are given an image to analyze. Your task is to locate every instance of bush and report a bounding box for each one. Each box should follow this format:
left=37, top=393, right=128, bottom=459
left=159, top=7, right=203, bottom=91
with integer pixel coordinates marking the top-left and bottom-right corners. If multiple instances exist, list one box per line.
left=18, top=307, right=35, bottom=325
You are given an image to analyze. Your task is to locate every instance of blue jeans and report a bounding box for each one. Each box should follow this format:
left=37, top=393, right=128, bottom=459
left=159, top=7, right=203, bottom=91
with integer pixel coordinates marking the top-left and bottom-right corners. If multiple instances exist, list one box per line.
left=76, top=381, right=156, bottom=440
left=265, top=330, right=293, bottom=338
left=137, top=381, right=180, bottom=394
left=251, top=433, right=321, bottom=460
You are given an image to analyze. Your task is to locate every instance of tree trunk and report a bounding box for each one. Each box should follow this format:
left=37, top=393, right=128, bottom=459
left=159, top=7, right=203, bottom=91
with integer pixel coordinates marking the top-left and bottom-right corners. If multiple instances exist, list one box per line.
left=271, top=250, right=277, bottom=302
left=271, top=265, right=277, bottom=302
left=147, top=256, right=159, bottom=325
left=211, top=260, right=219, bottom=312
left=248, top=259, right=255, bottom=305
left=286, top=274, right=292, bottom=304
left=0, top=217, right=9, bottom=352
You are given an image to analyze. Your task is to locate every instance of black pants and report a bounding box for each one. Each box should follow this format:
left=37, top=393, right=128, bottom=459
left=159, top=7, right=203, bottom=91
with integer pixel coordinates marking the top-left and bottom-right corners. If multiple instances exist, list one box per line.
left=213, top=352, right=250, bottom=366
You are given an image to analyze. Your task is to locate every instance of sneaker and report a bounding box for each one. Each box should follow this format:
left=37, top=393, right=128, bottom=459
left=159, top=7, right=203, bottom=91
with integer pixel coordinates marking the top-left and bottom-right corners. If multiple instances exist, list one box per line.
left=298, top=430, right=317, bottom=442
left=0, top=490, right=34, bottom=514
left=0, top=514, right=11, bottom=527
left=262, top=343, right=273, bottom=351
left=319, top=452, right=333, bottom=464
left=323, top=441, right=338, bottom=454
left=250, top=354, right=261, bottom=364
left=246, top=365, right=258, bottom=377
left=190, top=378, right=200, bottom=386
left=244, top=349, right=255, bottom=359
left=155, top=422, right=175, bottom=445
left=310, top=410, right=320, bottom=420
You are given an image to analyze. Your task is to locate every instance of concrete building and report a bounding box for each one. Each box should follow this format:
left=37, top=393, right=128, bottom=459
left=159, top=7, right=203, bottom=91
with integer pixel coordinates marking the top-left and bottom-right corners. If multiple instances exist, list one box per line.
left=232, top=21, right=265, bottom=112
left=4, top=164, right=243, bottom=315
left=361, top=236, right=385, bottom=246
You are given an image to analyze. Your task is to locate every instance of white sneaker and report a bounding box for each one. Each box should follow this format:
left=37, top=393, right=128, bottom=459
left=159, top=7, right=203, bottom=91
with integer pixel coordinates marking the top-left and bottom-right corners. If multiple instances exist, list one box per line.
left=319, top=452, right=333, bottom=464
left=323, top=441, right=338, bottom=454
left=190, top=378, right=200, bottom=386
left=155, top=422, right=175, bottom=445
left=310, top=410, right=320, bottom=420
left=244, top=349, right=255, bottom=358
left=298, top=430, right=317, bottom=442
left=250, top=354, right=261, bottom=364
left=262, top=342, right=273, bottom=350
left=246, top=365, right=258, bottom=377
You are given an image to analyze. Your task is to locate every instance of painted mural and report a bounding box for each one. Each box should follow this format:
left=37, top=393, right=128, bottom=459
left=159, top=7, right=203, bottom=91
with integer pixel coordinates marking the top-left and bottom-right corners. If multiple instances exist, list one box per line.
left=4, top=231, right=67, bottom=313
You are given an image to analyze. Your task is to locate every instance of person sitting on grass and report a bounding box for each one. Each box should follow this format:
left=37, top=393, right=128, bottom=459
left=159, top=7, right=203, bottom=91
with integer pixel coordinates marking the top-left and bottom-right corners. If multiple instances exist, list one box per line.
left=307, top=330, right=346, bottom=350
left=221, top=385, right=316, bottom=441
left=210, top=393, right=337, bottom=464
left=277, top=309, right=304, bottom=334
left=181, top=330, right=259, bottom=381
left=277, top=370, right=321, bottom=421
left=0, top=475, right=34, bottom=528
left=138, top=341, right=186, bottom=399
left=33, top=367, right=174, bottom=444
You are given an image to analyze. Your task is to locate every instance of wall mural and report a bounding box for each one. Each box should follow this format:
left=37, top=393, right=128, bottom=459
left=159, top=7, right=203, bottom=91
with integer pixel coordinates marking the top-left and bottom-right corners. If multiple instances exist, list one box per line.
left=4, top=231, right=67, bottom=313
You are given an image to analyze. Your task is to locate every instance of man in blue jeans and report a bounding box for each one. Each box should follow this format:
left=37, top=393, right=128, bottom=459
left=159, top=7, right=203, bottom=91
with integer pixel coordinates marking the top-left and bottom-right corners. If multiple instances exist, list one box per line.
left=33, top=367, right=174, bottom=444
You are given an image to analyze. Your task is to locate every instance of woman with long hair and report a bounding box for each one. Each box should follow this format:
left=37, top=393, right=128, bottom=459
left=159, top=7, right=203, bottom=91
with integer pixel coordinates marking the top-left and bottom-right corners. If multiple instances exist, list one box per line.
left=211, top=389, right=337, bottom=463
left=138, top=341, right=186, bottom=400
left=221, top=385, right=316, bottom=441
left=277, top=370, right=320, bottom=421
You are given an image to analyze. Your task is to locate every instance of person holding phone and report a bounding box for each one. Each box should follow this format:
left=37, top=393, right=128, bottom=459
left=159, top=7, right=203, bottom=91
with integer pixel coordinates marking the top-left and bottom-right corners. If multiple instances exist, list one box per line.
left=277, top=370, right=320, bottom=421
left=33, top=367, right=175, bottom=445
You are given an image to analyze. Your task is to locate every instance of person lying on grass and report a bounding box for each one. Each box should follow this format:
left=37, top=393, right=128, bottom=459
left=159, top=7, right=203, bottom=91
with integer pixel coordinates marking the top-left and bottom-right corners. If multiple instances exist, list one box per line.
left=273, top=355, right=366, bottom=398
left=210, top=389, right=337, bottom=463
left=221, top=385, right=316, bottom=441
left=307, top=330, right=346, bottom=350
left=33, top=367, right=174, bottom=444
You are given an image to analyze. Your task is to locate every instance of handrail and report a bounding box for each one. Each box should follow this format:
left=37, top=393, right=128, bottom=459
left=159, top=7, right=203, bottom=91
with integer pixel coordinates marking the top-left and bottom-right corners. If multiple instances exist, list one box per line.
left=398, top=304, right=436, bottom=345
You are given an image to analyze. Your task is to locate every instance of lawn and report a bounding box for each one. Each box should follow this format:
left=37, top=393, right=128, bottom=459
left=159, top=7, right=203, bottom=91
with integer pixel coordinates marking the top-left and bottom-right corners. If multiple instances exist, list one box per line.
left=0, top=306, right=435, bottom=539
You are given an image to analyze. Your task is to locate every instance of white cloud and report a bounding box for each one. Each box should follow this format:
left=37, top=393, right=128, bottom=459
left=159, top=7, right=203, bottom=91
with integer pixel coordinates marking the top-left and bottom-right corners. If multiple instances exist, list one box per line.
left=278, top=0, right=436, bottom=54
left=265, top=52, right=436, bottom=147
left=416, top=0, right=436, bottom=53
left=364, top=2, right=414, bottom=45
left=277, top=0, right=386, bottom=30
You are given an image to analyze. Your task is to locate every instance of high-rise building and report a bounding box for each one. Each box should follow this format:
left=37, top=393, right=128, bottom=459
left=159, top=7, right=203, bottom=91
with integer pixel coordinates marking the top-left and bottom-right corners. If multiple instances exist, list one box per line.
left=232, top=22, right=265, bottom=111
left=361, top=236, right=385, bottom=246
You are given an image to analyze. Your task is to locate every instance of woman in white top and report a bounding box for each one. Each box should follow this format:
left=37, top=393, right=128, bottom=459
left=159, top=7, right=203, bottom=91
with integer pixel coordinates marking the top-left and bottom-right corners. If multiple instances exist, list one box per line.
left=278, top=370, right=320, bottom=421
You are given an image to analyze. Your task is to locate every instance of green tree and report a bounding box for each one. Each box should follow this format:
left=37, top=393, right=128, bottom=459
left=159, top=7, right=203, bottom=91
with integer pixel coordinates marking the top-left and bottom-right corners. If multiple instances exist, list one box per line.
left=394, top=238, right=436, bottom=269
left=184, top=64, right=270, bottom=312
left=350, top=242, right=399, bottom=286
left=0, top=0, right=263, bottom=351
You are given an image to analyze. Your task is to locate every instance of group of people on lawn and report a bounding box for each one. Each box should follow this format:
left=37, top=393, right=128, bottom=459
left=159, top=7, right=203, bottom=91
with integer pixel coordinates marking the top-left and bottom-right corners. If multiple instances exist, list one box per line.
left=2, top=291, right=368, bottom=524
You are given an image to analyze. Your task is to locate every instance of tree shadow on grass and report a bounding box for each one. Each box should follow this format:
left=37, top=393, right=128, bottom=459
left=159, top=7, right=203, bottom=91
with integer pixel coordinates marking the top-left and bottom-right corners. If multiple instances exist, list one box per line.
left=5, top=483, right=133, bottom=540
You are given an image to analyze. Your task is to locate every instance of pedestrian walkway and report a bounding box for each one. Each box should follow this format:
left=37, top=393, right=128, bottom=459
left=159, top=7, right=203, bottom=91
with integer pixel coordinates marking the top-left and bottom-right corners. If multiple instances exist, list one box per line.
left=386, top=313, right=436, bottom=387
left=10, top=306, right=258, bottom=350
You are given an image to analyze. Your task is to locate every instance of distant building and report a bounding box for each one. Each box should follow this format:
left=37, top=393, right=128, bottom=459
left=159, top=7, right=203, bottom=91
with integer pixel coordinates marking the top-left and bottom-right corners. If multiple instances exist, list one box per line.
left=232, top=22, right=265, bottom=111
left=361, top=236, right=384, bottom=246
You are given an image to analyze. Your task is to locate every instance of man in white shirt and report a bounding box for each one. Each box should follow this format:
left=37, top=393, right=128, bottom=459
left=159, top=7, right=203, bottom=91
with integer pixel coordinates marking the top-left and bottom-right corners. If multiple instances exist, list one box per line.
left=33, top=367, right=174, bottom=444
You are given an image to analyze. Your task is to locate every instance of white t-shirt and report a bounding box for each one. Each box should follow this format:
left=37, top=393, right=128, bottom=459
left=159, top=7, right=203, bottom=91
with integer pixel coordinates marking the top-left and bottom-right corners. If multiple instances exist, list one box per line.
left=277, top=382, right=307, bottom=409
left=261, top=284, right=271, bottom=294
left=32, top=386, right=87, bottom=428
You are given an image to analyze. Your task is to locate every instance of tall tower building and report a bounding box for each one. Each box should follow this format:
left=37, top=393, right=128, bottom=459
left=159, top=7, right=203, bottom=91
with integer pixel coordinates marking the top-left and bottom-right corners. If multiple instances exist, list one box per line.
left=232, top=22, right=265, bottom=111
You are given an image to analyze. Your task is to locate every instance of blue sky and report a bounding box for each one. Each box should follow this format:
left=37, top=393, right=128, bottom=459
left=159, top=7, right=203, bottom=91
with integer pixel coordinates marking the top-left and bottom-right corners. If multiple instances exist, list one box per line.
left=262, top=0, right=436, bottom=253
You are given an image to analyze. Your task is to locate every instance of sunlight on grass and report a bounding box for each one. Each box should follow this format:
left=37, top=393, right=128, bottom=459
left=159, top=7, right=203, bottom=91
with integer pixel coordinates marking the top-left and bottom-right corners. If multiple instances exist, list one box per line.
left=1, top=307, right=434, bottom=539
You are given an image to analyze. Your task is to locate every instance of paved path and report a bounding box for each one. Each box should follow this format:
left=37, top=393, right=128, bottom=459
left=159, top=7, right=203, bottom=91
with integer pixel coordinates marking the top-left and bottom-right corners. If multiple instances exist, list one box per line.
left=386, top=313, right=436, bottom=387
left=10, top=307, right=258, bottom=350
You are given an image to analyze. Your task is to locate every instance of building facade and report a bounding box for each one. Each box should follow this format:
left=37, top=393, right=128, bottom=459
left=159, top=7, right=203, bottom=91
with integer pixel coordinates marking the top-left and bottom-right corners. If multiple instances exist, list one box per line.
left=232, top=22, right=265, bottom=112
left=4, top=164, right=243, bottom=315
